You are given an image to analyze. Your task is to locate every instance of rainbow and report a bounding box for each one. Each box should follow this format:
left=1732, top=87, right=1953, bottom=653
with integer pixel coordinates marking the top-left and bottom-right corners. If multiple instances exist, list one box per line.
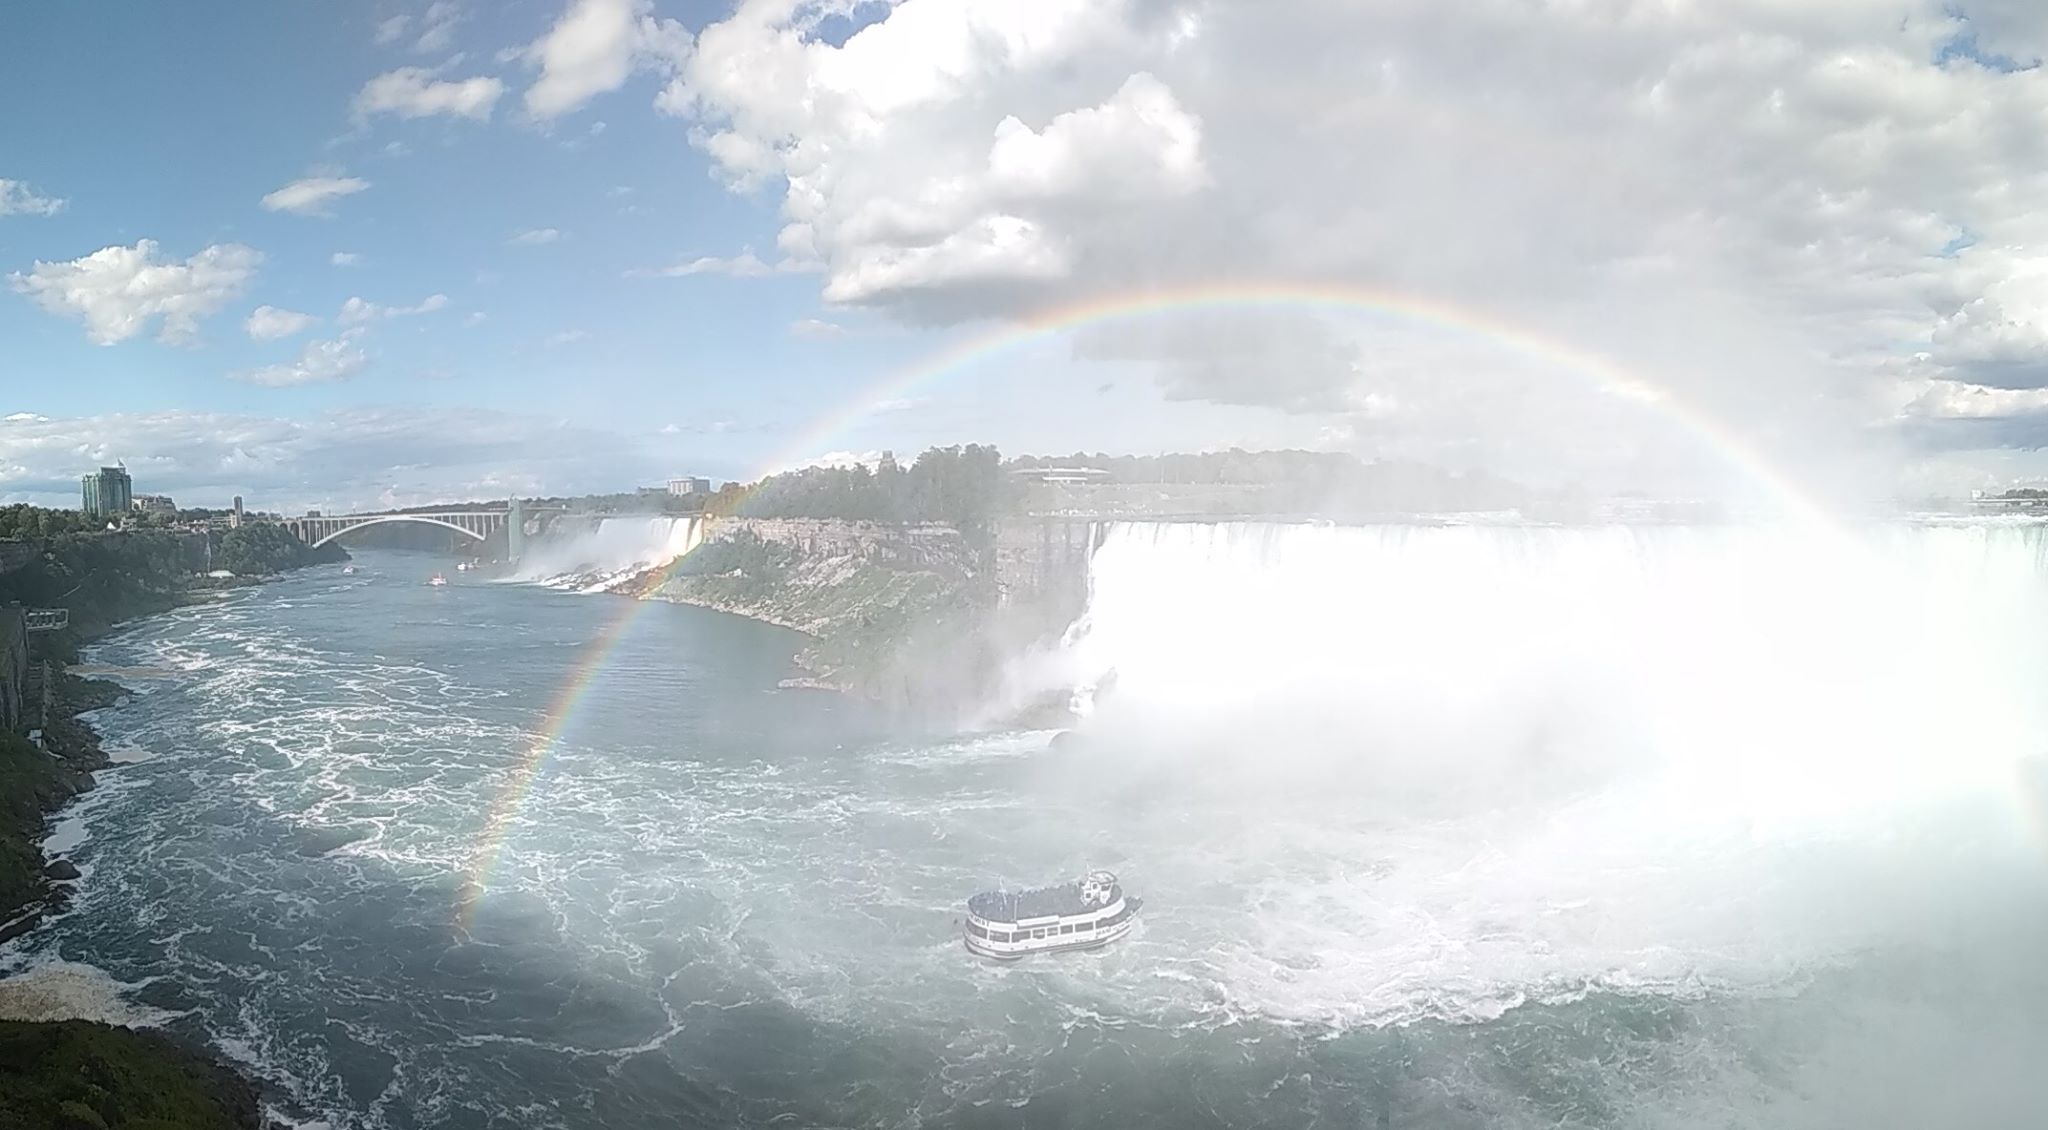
left=756, top=281, right=1829, bottom=522
left=456, top=279, right=1833, bottom=924
left=454, top=547, right=705, bottom=927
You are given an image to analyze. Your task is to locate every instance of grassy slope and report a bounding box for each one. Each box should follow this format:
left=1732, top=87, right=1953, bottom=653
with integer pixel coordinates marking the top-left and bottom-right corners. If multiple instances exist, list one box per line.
left=0, top=1021, right=264, bottom=1130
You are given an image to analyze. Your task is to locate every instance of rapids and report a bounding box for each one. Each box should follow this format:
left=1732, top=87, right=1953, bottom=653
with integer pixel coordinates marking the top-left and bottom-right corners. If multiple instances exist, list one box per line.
left=2, top=527, right=2044, bottom=1129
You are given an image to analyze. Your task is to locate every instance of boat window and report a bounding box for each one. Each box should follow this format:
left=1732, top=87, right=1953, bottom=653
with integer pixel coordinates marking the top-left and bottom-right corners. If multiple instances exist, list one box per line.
left=991, top=932, right=1010, bottom=943
left=1060, top=924, right=1074, bottom=934
left=967, top=922, right=987, bottom=938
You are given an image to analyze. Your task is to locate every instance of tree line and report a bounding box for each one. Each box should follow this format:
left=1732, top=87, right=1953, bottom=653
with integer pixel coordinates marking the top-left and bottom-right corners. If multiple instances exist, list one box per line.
left=726, top=445, right=1007, bottom=525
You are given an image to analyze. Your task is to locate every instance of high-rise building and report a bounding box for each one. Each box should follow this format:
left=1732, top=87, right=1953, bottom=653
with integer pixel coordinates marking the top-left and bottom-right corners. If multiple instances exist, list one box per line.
left=230, top=495, right=244, bottom=528
left=131, top=494, right=176, bottom=514
left=81, top=464, right=134, bottom=518
left=667, top=477, right=712, bottom=495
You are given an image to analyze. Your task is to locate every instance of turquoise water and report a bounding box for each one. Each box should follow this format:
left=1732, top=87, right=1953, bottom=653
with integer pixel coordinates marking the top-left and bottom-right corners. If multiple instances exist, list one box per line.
left=6, top=544, right=2048, bottom=1128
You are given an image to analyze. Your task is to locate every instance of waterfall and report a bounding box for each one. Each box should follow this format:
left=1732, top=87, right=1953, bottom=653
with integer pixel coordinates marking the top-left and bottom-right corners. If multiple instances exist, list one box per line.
left=509, top=515, right=705, bottom=592
left=1059, top=518, right=2048, bottom=847
left=1024, top=520, right=2048, bottom=1021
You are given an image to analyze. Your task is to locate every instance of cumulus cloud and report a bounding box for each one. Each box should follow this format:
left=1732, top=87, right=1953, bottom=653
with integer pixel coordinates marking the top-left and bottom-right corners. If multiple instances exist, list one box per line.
left=337, top=293, right=449, bottom=324
left=354, top=67, right=504, bottom=121
left=0, top=407, right=666, bottom=512
left=0, top=179, right=66, bottom=217
left=520, top=0, right=689, bottom=120
left=231, top=334, right=368, bottom=387
left=331, top=252, right=362, bottom=266
left=508, top=227, right=562, bottom=245
left=649, top=0, right=2048, bottom=490
left=245, top=305, right=318, bottom=341
left=544, top=329, right=590, bottom=346
left=670, top=1, right=1210, bottom=309
left=261, top=176, right=370, bottom=216
left=10, top=240, right=261, bottom=344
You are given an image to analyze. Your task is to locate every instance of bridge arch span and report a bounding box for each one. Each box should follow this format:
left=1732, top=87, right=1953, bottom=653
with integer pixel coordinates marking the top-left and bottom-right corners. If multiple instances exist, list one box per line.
left=309, top=514, right=493, bottom=549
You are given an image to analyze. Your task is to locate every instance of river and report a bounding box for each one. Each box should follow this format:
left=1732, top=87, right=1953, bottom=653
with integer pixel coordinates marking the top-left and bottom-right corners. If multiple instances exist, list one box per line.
left=6, top=529, right=2048, bottom=1128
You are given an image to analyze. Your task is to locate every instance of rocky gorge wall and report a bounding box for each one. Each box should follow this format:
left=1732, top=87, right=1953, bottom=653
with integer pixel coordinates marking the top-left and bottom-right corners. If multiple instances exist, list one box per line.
left=626, top=516, right=1096, bottom=723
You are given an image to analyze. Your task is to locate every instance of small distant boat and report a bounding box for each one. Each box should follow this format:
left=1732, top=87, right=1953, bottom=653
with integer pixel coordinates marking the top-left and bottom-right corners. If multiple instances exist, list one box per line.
left=341, top=565, right=357, bottom=575
left=964, top=869, right=1140, bottom=960
left=428, top=573, right=448, bottom=587
left=455, top=562, right=474, bottom=572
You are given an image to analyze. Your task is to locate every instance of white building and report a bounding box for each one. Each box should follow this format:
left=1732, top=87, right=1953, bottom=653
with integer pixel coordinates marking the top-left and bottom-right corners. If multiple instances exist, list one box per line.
left=667, top=477, right=713, bottom=495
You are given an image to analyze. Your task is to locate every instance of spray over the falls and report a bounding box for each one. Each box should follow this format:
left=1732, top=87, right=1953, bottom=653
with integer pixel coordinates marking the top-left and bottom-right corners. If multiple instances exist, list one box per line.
left=1036, top=521, right=2048, bottom=1020
left=508, top=516, right=704, bottom=592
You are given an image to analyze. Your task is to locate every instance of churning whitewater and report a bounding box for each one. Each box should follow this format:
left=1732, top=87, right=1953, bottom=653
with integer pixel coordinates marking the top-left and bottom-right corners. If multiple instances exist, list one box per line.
left=5, top=526, right=2047, bottom=1129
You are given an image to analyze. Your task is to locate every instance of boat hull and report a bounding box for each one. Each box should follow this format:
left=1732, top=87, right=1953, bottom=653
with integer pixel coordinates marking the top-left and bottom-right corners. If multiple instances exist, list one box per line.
left=963, top=915, right=1136, bottom=961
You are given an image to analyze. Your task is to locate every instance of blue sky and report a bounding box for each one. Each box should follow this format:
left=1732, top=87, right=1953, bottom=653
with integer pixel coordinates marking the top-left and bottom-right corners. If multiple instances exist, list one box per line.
left=6, top=1, right=2048, bottom=509
left=1, top=2, right=905, bottom=497
left=1, top=1, right=1277, bottom=510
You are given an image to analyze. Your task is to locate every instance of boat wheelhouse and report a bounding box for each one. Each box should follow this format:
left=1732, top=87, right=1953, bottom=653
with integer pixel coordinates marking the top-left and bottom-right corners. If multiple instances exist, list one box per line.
left=963, top=869, right=1140, bottom=960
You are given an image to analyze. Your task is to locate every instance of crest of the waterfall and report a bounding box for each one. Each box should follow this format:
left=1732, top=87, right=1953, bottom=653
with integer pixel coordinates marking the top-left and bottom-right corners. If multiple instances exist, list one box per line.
left=1059, top=521, right=2048, bottom=836
left=508, top=516, right=705, bottom=592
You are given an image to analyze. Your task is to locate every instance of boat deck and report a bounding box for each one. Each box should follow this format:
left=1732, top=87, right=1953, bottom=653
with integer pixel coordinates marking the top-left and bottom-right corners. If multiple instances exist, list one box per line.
left=968, top=880, right=1115, bottom=922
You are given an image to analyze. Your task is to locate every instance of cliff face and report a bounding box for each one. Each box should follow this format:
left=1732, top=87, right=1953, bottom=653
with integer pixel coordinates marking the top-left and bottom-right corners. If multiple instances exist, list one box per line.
left=632, top=517, right=1093, bottom=724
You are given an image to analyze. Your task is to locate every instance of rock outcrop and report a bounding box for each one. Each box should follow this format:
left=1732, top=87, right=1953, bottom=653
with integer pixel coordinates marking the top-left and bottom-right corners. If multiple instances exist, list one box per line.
left=628, top=517, right=1095, bottom=725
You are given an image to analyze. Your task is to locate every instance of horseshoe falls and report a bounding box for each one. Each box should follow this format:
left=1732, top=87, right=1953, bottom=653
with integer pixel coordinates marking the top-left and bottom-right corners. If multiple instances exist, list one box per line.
left=5, top=522, right=2046, bottom=1130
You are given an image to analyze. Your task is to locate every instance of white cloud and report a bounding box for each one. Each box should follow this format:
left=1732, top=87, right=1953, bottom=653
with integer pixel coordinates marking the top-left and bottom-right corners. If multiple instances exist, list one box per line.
left=375, top=4, right=465, bottom=53
left=668, top=3, right=1210, bottom=307
left=331, top=252, right=362, bottom=267
left=414, top=1, right=464, bottom=53
left=789, top=317, right=846, bottom=338
left=629, top=249, right=816, bottom=278
left=653, top=0, right=2048, bottom=489
left=246, top=305, right=318, bottom=341
left=509, top=227, right=562, bottom=245
left=1902, top=376, right=2048, bottom=421
left=544, top=329, right=590, bottom=346
left=782, top=449, right=886, bottom=473
left=231, top=334, right=368, bottom=387
left=463, top=311, right=488, bottom=327
left=354, top=68, right=504, bottom=121
left=986, top=73, right=1206, bottom=202
left=10, top=240, right=261, bottom=345
left=338, top=293, right=449, bottom=324
left=0, top=407, right=668, bottom=513
left=520, top=0, right=689, bottom=120
left=0, top=179, right=66, bottom=217
left=260, top=176, right=370, bottom=216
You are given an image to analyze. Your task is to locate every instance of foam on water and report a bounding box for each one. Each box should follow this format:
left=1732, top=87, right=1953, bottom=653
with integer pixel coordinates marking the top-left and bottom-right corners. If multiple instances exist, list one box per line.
left=0, top=959, right=182, bottom=1026
left=1038, top=521, right=2048, bottom=1026
left=12, top=540, right=2045, bottom=1127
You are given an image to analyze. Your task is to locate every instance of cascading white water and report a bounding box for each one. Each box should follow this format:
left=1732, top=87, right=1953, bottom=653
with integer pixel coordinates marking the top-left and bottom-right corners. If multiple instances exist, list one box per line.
left=1048, top=521, right=2048, bottom=1024
left=508, top=515, right=704, bottom=592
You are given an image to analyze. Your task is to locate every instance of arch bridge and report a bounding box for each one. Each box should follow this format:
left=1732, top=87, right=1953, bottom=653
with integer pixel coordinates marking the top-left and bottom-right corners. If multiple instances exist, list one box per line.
left=281, top=503, right=563, bottom=552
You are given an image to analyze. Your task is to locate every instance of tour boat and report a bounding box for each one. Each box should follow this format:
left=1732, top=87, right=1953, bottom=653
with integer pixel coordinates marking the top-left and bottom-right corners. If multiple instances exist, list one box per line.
left=428, top=573, right=448, bottom=586
left=341, top=565, right=357, bottom=575
left=963, top=869, right=1140, bottom=960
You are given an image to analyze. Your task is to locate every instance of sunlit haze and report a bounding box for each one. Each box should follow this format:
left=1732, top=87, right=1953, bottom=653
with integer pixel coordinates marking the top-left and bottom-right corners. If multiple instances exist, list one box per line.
left=5, top=5, right=2048, bottom=1130
left=9, top=3, right=2048, bottom=507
